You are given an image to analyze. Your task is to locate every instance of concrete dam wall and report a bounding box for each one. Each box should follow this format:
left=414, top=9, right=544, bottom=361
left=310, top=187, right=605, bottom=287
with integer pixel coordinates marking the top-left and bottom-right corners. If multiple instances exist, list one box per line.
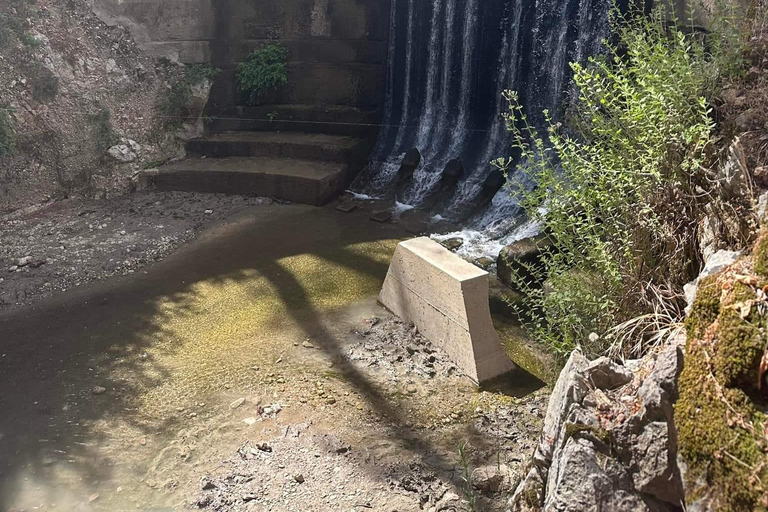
left=90, top=0, right=391, bottom=111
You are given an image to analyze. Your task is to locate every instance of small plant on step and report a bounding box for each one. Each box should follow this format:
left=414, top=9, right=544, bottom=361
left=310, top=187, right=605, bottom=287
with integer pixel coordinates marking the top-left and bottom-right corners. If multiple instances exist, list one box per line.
left=267, top=111, right=278, bottom=123
left=236, top=43, right=288, bottom=106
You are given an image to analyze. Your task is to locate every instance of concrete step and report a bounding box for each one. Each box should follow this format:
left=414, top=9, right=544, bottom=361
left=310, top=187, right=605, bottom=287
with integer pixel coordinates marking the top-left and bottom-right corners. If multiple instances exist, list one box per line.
left=207, top=105, right=379, bottom=137
left=186, top=131, right=371, bottom=163
left=144, top=157, right=350, bottom=206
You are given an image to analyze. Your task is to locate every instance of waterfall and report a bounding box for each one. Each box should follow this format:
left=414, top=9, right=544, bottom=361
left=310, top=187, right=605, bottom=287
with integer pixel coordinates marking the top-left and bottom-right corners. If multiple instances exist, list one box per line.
left=352, top=0, right=611, bottom=256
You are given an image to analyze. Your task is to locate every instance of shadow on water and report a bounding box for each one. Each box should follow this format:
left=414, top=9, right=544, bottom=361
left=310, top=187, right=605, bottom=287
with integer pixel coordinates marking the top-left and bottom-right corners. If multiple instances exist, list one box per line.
left=0, top=201, right=544, bottom=509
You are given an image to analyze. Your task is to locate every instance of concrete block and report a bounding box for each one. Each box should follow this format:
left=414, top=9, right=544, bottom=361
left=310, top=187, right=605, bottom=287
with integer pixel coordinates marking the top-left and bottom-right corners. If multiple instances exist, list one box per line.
left=379, top=237, right=515, bottom=384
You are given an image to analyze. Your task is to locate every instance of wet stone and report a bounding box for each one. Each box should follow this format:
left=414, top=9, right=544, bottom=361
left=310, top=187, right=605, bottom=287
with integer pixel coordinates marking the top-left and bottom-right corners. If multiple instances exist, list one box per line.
left=370, top=210, right=393, bottom=223
left=335, top=201, right=358, bottom=213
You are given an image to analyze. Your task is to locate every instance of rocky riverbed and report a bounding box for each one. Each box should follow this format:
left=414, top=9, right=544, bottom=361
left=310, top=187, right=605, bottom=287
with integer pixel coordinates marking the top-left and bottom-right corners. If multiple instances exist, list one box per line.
left=0, top=191, right=270, bottom=308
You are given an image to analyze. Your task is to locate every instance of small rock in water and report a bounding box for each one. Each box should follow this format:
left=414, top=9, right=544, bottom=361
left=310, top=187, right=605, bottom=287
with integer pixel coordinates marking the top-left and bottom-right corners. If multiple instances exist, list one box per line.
left=91, top=386, right=107, bottom=395
left=230, top=398, right=246, bottom=409
left=336, top=201, right=358, bottom=213
left=370, top=210, right=393, bottom=223
left=440, top=237, right=464, bottom=251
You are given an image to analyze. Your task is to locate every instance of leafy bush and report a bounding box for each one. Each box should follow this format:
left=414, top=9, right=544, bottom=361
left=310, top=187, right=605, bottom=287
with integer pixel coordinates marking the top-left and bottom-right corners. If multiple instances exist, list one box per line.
left=157, top=64, right=219, bottom=128
left=89, top=105, right=118, bottom=151
left=30, top=63, right=58, bottom=102
left=236, top=43, right=288, bottom=106
left=0, top=0, right=42, bottom=49
left=496, top=8, right=747, bottom=360
left=0, top=107, right=16, bottom=158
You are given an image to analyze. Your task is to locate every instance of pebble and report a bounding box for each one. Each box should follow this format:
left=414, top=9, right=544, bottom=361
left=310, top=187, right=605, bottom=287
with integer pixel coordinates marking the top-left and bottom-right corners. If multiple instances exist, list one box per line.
left=230, top=398, right=245, bottom=409
left=243, top=417, right=257, bottom=426
left=204, top=209, right=213, bottom=214
left=17, top=256, right=33, bottom=267
left=91, top=386, right=107, bottom=395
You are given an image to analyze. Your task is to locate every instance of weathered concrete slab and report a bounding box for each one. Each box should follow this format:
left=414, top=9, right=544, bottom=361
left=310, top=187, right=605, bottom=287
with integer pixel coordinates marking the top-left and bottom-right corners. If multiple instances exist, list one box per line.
left=379, top=237, right=515, bottom=384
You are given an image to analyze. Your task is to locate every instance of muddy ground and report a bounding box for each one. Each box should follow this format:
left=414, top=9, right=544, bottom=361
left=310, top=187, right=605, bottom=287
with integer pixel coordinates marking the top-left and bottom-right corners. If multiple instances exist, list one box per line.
left=0, top=198, right=548, bottom=512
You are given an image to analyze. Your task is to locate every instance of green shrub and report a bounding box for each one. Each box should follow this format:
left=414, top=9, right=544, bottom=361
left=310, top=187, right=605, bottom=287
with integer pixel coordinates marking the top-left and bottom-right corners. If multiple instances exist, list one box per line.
left=89, top=105, right=118, bottom=151
left=0, top=108, right=16, bottom=158
left=0, top=0, right=42, bottom=49
left=236, top=43, right=288, bottom=106
left=157, top=64, right=219, bottom=128
left=30, top=64, right=58, bottom=102
left=495, top=8, right=743, bottom=359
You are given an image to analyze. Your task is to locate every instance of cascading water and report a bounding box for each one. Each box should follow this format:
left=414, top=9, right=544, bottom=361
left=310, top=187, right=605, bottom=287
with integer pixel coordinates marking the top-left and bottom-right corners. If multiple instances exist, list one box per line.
left=352, top=0, right=613, bottom=259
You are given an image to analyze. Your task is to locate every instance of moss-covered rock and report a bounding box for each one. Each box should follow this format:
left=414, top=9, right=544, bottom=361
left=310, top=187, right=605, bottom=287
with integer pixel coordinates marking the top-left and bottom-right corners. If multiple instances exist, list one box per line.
left=676, top=254, right=768, bottom=511
left=754, top=234, right=768, bottom=278
left=714, top=309, right=762, bottom=389
left=685, top=274, right=721, bottom=340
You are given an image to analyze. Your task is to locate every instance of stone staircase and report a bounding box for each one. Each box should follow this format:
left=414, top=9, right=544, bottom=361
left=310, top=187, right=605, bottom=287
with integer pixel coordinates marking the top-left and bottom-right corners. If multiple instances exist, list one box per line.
left=143, top=105, right=378, bottom=206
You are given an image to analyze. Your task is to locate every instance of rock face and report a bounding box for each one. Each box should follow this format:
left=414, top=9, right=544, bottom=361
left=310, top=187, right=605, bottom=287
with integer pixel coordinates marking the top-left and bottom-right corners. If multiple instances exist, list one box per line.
left=496, top=233, right=553, bottom=290
left=511, top=346, right=685, bottom=512
left=0, top=0, right=185, bottom=212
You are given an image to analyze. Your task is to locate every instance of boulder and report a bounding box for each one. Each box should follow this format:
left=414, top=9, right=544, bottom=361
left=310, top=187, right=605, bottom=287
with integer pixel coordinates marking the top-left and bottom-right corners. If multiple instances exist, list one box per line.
left=497, top=233, right=553, bottom=289
left=585, top=357, right=633, bottom=390
left=511, top=346, right=685, bottom=512
left=107, top=138, right=141, bottom=163
left=683, top=249, right=740, bottom=313
left=482, top=169, right=506, bottom=197
left=442, top=158, right=464, bottom=182
left=398, top=148, right=421, bottom=176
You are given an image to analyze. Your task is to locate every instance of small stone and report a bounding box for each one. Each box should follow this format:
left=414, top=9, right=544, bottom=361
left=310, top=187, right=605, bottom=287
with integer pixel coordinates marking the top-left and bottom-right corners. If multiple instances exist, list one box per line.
left=8, top=266, right=18, bottom=272
left=243, top=417, right=257, bottom=426
left=302, top=340, right=315, bottom=349
left=336, top=201, right=358, bottom=213
left=293, top=474, right=305, bottom=483
left=370, top=210, right=393, bottom=223
left=440, top=237, right=464, bottom=251
left=17, top=256, right=33, bottom=267
left=230, top=398, right=245, bottom=409
left=256, top=442, right=272, bottom=452
left=204, top=209, right=213, bottom=215
left=91, top=386, right=107, bottom=395
left=201, top=477, right=216, bottom=490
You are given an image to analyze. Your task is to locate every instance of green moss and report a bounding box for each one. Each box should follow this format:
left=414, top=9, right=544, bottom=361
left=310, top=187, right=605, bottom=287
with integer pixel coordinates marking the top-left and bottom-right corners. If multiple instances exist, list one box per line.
left=714, top=309, right=762, bottom=389
left=676, top=317, right=768, bottom=511
left=685, top=275, right=721, bottom=340
left=563, top=422, right=612, bottom=445
left=522, top=486, right=541, bottom=508
left=755, top=235, right=768, bottom=278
